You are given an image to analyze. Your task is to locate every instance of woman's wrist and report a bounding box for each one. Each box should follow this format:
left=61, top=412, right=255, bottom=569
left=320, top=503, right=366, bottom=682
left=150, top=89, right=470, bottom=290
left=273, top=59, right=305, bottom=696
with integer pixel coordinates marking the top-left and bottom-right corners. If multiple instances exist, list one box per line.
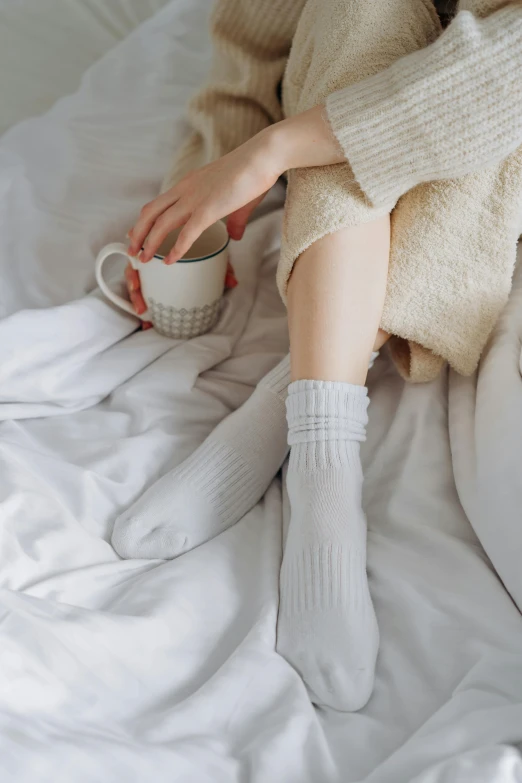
left=268, top=105, right=347, bottom=173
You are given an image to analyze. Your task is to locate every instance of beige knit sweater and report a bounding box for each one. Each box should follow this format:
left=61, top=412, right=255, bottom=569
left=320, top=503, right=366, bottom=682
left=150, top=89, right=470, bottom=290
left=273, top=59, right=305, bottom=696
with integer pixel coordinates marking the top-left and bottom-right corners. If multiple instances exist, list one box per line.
left=164, top=0, right=522, bottom=382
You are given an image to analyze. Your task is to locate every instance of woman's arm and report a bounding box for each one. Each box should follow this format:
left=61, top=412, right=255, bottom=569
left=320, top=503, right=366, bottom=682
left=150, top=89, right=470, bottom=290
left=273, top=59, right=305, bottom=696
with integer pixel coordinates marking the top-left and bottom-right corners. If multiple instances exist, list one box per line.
left=163, top=0, right=305, bottom=191
left=322, top=3, right=522, bottom=208
left=129, top=2, right=522, bottom=263
left=272, top=4, right=522, bottom=206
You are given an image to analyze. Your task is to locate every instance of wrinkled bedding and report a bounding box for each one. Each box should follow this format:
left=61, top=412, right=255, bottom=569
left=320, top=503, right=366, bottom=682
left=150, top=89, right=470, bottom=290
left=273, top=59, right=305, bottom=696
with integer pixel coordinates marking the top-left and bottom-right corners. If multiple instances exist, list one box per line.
left=1, top=2, right=522, bottom=781
left=0, top=0, right=168, bottom=134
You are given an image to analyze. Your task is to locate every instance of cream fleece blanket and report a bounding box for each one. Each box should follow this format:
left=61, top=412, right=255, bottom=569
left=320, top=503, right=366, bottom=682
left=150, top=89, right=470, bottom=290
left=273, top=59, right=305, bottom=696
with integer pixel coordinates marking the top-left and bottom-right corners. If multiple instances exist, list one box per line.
left=165, top=0, right=522, bottom=382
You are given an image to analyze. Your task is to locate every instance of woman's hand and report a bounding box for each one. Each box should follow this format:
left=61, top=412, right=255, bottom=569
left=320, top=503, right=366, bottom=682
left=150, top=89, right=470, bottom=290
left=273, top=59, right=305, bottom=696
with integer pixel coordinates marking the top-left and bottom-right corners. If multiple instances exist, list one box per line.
left=128, top=129, right=284, bottom=265
left=127, top=104, right=344, bottom=266
left=124, top=264, right=152, bottom=329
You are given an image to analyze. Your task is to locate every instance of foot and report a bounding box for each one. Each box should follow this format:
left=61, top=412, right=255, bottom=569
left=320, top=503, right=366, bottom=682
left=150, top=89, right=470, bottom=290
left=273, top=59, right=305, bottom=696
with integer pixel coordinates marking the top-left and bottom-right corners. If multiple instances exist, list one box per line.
left=112, top=355, right=291, bottom=559
left=276, top=380, right=379, bottom=711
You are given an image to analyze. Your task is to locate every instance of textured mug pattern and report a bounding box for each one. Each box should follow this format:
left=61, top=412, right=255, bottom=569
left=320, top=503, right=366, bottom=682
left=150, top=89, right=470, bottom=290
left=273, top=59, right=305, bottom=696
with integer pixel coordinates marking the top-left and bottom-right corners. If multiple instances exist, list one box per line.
left=147, top=296, right=222, bottom=339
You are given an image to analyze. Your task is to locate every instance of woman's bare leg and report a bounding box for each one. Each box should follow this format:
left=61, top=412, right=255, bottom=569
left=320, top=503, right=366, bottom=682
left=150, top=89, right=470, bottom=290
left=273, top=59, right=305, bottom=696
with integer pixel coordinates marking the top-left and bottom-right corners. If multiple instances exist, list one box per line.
left=277, top=215, right=389, bottom=711
left=287, top=219, right=390, bottom=383
left=111, top=219, right=387, bottom=561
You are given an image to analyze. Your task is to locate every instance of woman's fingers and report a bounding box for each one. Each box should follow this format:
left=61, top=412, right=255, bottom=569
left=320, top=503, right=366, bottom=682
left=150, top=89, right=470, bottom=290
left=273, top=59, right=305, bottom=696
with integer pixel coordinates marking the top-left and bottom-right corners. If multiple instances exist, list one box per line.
left=225, top=261, right=238, bottom=289
left=165, top=212, right=212, bottom=264
left=125, top=263, right=147, bottom=315
left=139, top=202, right=191, bottom=263
left=129, top=289, right=147, bottom=316
left=128, top=188, right=181, bottom=255
left=125, top=263, right=151, bottom=328
left=226, top=194, right=266, bottom=240
left=125, top=264, right=140, bottom=293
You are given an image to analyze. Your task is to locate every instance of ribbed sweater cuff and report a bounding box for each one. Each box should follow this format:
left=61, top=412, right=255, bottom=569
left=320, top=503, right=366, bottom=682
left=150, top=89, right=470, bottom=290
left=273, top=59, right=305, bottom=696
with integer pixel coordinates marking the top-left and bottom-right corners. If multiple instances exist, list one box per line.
left=325, top=7, right=522, bottom=209
left=325, top=68, right=417, bottom=209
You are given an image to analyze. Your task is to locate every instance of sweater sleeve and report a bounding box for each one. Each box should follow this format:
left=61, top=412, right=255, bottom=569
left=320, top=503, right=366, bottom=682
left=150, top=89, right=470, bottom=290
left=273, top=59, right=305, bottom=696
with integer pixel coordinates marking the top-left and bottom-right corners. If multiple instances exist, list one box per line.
left=163, top=0, right=305, bottom=190
left=325, top=4, right=522, bottom=208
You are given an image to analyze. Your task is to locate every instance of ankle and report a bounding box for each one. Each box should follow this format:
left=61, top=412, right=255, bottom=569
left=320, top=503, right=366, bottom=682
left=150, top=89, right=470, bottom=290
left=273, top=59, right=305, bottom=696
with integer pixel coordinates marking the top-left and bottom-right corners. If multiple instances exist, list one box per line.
left=286, top=380, right=369, bottom=445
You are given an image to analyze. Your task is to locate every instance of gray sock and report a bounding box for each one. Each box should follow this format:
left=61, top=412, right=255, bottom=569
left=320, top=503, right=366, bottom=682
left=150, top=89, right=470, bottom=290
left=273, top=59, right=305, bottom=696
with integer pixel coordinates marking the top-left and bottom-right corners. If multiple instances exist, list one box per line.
left=276, top=380, right=379, bottom=711
left=112, top=352, right=380, bottom=560
left=112, top=355, right=291, bottom=559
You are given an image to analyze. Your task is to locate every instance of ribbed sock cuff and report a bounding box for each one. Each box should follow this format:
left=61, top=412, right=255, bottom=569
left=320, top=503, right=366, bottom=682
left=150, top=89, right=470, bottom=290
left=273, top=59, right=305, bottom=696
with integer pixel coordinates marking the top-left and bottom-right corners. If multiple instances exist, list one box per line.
left=286, top=380, right=368, bottom=446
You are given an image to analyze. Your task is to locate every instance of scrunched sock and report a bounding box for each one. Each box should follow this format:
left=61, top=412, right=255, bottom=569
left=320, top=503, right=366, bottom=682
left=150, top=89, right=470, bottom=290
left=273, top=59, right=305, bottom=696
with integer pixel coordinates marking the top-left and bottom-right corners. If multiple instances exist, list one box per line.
left=112, top=355, right=291, bottom=559
left=276, top=379, right=379, bottom=711
left=112, top=353, right=379, bottom=560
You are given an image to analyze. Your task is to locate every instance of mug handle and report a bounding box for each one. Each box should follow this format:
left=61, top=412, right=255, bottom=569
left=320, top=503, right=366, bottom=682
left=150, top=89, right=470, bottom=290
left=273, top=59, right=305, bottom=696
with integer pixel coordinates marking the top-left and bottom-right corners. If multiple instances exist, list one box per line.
left=95, top=242, right=150, bottom=321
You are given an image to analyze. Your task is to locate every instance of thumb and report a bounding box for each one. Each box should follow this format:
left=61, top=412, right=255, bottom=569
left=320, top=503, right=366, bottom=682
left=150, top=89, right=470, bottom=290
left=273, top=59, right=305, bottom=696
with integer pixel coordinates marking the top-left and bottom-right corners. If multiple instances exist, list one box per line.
left=226, top=193, right=266, bottom=240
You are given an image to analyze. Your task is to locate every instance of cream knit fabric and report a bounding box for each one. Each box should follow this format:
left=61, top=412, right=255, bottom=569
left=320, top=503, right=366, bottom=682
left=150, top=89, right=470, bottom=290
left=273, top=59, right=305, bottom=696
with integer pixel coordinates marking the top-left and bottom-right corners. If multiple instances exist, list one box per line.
left=162, top=0, right=306, bottom=191
left=163, top=0, right=522, bottom=382
left=326, top=3, right=522, bottom=208
left=324, top=0, right=522, bottom=380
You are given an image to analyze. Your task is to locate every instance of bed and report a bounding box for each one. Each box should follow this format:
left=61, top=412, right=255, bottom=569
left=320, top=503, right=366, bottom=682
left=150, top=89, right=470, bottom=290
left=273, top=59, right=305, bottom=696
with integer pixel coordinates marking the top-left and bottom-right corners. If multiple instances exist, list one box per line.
left=0, top=0, right=169, bottom=135
left=1, top=2, right=522, bottom=781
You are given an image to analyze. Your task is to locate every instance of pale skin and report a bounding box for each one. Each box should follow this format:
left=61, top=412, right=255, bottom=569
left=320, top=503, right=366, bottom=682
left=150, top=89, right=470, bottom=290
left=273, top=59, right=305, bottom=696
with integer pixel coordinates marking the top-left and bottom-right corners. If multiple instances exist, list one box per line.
left=126, top=105, right=390, bottom=379
left=288, top=221, right=390, bottom=385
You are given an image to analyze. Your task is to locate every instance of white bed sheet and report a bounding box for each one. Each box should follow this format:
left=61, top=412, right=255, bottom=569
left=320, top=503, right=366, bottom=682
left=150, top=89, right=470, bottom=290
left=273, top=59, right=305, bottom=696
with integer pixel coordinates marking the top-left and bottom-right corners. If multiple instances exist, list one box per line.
left=1, top=2, right=522, bottom=781
left=0, top=0, right=168, bottom=135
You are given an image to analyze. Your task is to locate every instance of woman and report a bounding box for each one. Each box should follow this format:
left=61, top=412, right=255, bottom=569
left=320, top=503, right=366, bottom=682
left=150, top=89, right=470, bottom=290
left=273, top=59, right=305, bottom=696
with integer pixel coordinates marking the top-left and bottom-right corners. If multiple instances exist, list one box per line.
left=112, top=0, right=522, bottom=711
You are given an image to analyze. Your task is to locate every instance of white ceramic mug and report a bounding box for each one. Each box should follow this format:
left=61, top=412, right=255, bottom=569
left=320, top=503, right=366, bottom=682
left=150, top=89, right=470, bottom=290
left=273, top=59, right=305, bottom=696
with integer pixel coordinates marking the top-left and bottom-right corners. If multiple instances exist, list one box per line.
left=95, top=221, right=230, bottom=339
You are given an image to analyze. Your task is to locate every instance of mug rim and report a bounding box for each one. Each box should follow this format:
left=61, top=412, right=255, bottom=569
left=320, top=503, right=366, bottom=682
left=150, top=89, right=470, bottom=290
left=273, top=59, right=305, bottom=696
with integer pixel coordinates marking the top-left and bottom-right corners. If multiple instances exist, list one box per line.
left=149, top=233, right=230, bottom=264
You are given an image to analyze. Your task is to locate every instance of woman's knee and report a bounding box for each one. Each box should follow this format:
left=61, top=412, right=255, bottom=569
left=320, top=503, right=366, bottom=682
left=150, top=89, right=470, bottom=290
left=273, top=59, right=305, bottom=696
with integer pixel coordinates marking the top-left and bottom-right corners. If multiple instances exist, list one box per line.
left=283, top=0, right=441, bottom=117
left=287, top=216, right=391, bottom=300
